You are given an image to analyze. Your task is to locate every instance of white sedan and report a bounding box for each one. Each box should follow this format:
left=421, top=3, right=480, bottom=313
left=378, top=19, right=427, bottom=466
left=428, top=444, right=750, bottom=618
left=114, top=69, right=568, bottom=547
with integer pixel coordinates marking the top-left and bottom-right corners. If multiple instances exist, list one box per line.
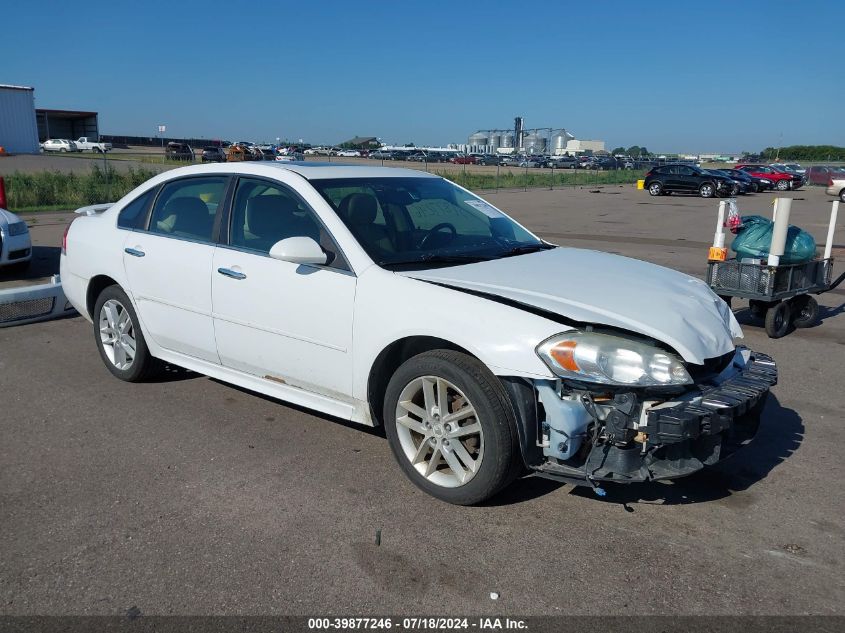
left=60, top=163, right=777, bottom=504
left=826, top=176, right=845, bottom=203
left=0, top=207, right=32, bottom=270
left=336, top=149, right=361, bottom=157
left=41, top=139, right=79, bottom=153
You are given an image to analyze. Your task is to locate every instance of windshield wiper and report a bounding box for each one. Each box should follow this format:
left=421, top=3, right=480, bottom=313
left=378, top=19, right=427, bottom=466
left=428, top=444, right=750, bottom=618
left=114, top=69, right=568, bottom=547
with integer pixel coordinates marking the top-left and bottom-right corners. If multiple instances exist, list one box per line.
left=498, top=243, right=556, bottom=257
left=383, top=253, right=491, bottom=267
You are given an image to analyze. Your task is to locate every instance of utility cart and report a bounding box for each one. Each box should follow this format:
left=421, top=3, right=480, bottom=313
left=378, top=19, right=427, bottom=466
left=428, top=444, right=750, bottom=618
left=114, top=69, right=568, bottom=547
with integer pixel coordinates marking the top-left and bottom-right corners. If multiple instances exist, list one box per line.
left=706, top=198, right=844, bottom=338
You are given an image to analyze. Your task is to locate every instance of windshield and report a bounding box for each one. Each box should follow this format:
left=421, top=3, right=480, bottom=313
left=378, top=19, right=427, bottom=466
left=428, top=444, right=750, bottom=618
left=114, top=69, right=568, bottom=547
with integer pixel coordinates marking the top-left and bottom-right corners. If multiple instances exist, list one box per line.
left=311, top=177, right=547, bottom=268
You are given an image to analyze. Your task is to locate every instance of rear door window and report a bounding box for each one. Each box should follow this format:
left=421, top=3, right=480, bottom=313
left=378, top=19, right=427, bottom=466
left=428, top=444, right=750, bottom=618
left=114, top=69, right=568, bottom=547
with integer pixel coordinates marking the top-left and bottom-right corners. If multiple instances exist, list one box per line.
left=148, top=177, right=228, bottom=242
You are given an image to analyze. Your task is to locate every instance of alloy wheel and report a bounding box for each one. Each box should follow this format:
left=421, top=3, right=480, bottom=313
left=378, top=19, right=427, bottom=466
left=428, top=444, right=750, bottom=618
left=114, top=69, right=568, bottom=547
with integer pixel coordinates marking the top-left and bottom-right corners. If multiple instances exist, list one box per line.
left=394, top=375, right=483, bottom=488
left=99, top=299, right=137, bottom=370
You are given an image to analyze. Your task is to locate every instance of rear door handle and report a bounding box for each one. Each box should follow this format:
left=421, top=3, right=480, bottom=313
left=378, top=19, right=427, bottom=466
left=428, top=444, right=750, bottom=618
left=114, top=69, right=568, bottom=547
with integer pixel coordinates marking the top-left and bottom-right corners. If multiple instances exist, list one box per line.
left=124, top=247, right=145, bottom=257
left=217, top=267, right=246, bottom=280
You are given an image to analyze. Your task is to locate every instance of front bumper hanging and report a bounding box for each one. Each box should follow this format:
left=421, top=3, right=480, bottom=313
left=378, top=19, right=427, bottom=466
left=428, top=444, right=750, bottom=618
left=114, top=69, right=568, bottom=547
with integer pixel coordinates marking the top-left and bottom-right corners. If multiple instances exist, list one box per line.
left=535, top=351, right=778, bottom=484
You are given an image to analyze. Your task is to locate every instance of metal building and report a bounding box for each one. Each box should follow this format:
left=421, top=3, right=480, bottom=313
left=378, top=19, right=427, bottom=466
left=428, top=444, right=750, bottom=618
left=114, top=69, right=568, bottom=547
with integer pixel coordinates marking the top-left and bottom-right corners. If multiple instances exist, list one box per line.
left=36, top=109, right=99, bottom=142
left=0, top=84, right=40, bottom=153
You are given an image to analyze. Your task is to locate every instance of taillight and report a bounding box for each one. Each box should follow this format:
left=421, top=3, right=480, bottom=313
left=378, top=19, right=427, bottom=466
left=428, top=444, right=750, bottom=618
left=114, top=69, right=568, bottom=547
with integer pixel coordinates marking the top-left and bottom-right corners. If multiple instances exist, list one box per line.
left=62, top=220, right=73, bottom=254
left=829, top=178, right=835, bottom=187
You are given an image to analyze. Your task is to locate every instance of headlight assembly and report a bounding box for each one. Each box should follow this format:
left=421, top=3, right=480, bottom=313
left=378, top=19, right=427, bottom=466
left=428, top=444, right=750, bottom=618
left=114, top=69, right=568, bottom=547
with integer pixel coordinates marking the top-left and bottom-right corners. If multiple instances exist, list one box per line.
left=536, top=332, right=692, bottom=387
left=8, top=222, right=29, bottom=236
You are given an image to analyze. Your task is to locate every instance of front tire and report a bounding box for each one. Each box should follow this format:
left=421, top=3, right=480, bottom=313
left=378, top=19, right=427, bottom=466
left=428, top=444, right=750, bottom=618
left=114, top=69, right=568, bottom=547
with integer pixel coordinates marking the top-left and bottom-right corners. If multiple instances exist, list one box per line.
left=776, top=179, right=790, bottom=191
left=699, top=182, right=715, bottom=198
left=383, top=350, right=519, bottom=505
left=93, top=285, right=159, bottom=382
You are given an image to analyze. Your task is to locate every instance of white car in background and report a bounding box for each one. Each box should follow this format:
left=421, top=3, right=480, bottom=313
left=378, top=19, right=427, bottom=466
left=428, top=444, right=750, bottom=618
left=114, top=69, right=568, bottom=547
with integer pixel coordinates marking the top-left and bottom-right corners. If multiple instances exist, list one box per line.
left=336, top=149, right=361, bottom=157
left=60, top=163, right=776, bottom=504
left=0, top=207, right=32, bottom=270
left=826, top=175, right=845, bottom=202
left=41, top=139, right=79, bottom=153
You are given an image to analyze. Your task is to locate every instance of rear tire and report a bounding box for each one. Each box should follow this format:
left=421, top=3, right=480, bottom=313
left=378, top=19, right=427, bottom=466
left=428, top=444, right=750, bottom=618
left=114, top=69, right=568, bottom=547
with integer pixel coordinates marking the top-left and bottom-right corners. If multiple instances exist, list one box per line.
left=839, top=189, right=845, bottom=203
left=383, top=350, right=520, bottom=505
left=790, top=295, right=818, bottom=328
left=764, top=301, right=791, bottom=338
left=647, top=182, right=662, bottom=196
left=93, top=285, right=160, bottom=382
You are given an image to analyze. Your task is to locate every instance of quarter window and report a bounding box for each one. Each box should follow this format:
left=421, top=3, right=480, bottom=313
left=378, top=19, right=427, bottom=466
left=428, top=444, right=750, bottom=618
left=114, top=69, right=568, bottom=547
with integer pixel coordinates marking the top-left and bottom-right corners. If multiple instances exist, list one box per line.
left=148, top=177, right=227, bottom=242
left=117, top=189, right=155, bottom=230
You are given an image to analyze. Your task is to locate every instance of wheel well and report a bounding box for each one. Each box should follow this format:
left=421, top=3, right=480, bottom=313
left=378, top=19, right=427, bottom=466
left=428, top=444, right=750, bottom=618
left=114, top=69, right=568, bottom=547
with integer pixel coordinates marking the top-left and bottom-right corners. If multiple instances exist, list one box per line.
left=86, top=275, right=120, bottom=318
left=366, top=336, right=474, bottom=426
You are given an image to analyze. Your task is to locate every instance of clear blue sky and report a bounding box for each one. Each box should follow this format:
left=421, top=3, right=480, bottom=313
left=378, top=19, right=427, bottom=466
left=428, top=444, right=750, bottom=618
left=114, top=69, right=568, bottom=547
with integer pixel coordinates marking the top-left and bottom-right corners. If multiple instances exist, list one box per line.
left=6, top=0, right=843, bottom=152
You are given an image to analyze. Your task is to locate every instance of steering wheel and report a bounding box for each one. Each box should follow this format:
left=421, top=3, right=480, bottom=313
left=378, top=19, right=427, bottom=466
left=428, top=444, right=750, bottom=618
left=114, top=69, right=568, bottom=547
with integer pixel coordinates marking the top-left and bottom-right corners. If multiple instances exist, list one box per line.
left=419, top=222, right=457, bottom=250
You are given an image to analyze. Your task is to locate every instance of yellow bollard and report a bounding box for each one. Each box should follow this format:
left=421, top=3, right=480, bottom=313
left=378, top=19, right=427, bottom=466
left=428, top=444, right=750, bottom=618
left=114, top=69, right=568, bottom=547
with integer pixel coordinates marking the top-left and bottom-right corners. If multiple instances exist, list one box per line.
left=636, top=179, right=644, bottom=190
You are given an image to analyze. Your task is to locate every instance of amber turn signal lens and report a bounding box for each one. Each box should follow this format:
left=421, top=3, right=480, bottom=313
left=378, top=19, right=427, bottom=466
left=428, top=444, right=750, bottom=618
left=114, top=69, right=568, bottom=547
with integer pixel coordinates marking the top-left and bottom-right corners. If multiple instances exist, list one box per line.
left=549, top=341, right=579, bottom=371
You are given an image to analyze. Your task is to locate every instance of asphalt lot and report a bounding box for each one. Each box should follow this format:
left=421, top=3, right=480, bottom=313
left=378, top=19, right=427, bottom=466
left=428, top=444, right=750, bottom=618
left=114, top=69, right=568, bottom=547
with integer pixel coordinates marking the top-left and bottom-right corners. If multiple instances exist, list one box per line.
left=1, top=184, right=844, bottom=615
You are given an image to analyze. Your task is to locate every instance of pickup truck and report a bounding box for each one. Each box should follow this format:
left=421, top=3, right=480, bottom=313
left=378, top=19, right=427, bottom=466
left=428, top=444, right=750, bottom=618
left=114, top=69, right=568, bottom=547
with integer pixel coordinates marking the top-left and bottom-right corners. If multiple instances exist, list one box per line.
left=75, top=137, right=112, bottom=153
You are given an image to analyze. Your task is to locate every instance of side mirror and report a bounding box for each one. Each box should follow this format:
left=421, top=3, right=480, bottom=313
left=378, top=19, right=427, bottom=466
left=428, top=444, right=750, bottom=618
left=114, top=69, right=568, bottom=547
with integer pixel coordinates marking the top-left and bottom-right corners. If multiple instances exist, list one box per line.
left=268, top=236, right=327, bottom=266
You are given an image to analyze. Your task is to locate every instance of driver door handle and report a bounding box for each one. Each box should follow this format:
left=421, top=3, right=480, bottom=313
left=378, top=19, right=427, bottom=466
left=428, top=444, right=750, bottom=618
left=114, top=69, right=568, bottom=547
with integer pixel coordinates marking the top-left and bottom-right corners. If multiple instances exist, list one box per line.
left=217, top=267, right=246, bottom=280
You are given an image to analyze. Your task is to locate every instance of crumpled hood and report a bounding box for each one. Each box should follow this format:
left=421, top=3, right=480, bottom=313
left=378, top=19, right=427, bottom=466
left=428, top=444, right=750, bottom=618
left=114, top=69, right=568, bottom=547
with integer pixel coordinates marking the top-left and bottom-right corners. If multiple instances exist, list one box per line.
left=399, top=247, right=742, bottom=364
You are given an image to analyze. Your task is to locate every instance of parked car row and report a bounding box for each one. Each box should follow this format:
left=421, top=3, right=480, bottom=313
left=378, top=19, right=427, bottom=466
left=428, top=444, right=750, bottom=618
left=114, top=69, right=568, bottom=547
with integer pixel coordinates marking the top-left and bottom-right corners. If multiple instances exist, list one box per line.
left=644, top=161, right=810, bottom=198
left=192, top=144, right=305, bottom=163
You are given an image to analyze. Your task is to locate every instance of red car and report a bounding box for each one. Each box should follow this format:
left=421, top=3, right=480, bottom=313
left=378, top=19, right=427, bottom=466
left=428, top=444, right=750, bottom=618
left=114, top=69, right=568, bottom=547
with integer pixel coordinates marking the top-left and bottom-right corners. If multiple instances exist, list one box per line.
left=806, top=165, right=845, bottom=186
left=449, top=154, right=478, bottom=165
left=735, top=164, right=802, bottom=191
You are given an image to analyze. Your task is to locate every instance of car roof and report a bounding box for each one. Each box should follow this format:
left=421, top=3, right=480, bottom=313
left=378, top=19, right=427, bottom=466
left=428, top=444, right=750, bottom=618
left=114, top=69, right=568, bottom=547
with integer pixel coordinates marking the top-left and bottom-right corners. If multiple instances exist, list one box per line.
left=150, top=162, right=440, bottom=181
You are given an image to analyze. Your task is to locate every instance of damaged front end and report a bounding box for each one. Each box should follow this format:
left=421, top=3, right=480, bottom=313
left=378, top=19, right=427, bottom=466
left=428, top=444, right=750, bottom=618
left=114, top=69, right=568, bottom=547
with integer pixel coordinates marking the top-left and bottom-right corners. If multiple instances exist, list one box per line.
left=504, top=346, right=777, bottom=486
